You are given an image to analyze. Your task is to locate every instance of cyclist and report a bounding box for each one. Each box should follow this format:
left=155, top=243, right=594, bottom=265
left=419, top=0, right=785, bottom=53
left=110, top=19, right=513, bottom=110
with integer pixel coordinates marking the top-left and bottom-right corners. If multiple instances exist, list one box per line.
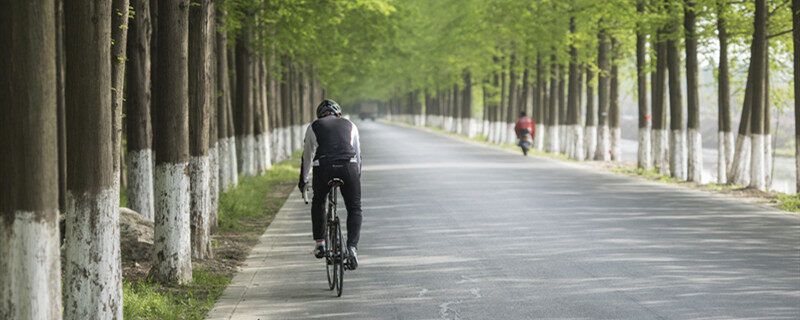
left=298, top=99, right=361, bottom=270
left=514, top=110, right=535, bottom=155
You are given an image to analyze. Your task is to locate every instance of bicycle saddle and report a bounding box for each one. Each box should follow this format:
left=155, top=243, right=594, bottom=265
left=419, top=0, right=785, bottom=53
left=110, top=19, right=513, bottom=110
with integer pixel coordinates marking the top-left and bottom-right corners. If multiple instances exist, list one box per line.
left=328, top=178, right=344, bottom=186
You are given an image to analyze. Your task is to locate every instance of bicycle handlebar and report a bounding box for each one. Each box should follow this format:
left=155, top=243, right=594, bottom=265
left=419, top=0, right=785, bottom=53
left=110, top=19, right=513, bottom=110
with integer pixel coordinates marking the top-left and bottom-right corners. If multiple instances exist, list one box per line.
left=302, top=185, right=310, bottom=204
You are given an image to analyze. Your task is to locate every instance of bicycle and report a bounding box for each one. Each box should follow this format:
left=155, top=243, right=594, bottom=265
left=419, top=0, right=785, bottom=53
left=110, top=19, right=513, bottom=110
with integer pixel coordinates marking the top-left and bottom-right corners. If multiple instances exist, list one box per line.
left=303, top=178, right=350, bottom=297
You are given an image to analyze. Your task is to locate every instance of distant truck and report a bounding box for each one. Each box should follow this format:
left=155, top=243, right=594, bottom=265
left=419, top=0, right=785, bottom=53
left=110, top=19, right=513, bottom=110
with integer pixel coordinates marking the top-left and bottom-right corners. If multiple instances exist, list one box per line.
left=359, top=101, right=378, bottom=121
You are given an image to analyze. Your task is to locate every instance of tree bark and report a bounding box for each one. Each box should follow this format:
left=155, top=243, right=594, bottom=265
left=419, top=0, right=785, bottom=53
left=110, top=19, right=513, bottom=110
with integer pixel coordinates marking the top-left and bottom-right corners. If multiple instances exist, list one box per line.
left=567, top=16, right=583, bottom=160
left=112, top=0, right=130, bottom=193
left=636, top=0, right=652, bottom=170
left=62, top=0, right=123, bottom=317
left=717, top=0, right=733, bottom=184
left=189, top=0, right=212, bottom=260
left=0, top=2, right=62, bottom=318
left=56, top=0, right=68, bottom=213
left=585, top=64, right=596, bottom=158
left=153, top=0, right=192, bottom=284
left=558, top=63, right=567, bottom=153
left=216, top=7, right=235, bottom=191
left=610, top=38, right=622, bottom=161
left=793, top=0, right=799, bottom=194
left=595, top=28, right=611, bottom=161
left=547, top=53, right=560, bottom=153
left=653, top=26, right=669, bottom=175
left=685, top=0, right=703, bottom=182
left=236, top=26, right=256, bottom=176
left=748, top=0, right=768, bottom=190
left=667, top=12, right=686, bottom=180
left=463, top=71, right=474, bottom=138
left=126, top=0, right=155, bottom=220
left=207, top=0, right=218, bottom=235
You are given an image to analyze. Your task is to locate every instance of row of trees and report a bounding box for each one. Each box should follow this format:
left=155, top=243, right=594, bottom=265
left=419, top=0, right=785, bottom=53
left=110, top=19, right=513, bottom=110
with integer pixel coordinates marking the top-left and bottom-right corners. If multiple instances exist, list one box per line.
left=1, top=0, right=395, bottom=318
left=380, top=0, right=797, bottom=194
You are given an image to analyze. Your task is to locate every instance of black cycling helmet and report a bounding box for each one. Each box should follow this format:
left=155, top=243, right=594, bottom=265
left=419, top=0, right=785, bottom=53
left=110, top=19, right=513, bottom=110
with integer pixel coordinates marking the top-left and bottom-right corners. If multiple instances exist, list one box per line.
left=316, top=99, right=342, bottom=118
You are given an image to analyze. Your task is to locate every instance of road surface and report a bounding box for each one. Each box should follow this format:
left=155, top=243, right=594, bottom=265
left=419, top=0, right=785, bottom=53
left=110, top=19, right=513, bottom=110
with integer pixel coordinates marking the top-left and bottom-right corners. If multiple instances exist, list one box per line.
left=208, top=121, right=800, bottom=319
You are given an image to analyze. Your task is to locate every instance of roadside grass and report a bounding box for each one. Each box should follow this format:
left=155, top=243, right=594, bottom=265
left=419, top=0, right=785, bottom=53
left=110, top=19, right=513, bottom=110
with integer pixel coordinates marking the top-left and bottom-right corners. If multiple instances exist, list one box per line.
left=122, top=156, right=301, bottom=320
left=385, top=120, right=799, bottom=214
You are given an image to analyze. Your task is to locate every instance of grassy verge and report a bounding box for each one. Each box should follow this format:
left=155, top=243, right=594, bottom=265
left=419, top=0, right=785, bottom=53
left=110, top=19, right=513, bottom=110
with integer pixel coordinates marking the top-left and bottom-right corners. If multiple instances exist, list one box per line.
left=386, top=120, right=798, bottom=214
left=122, top=157, right=300, bottom=319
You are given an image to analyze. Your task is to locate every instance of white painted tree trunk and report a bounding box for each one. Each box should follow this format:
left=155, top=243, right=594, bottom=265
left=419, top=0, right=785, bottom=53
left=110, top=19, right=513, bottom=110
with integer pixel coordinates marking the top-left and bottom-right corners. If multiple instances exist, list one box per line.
left=228, top=136, right=239, bottom=187
left=190, top=156, right=211, bottom=259
left=749, top=133, right=766, bottom=190
left=126, top=148, right=155, bottom=220
left=595, top=125, right=610, bottom=161
left=670, top=129, right=686, bottom=180
left=153, top=162, right=192, bottom=284
left=728, top=134, right=750, bottom=186
left=564, top=126, right=574, bottom=158
left=796, top=135, right=799, bottom=194
left=571, top=124, right=585, bottom=160
left=282, top=127, right=292, bottom=159
left=218, top=138, right=231, bottom=191
left=261, top=132, right=272, bottom=170
left=0, top=211, right=62, bottom=320
left=274, top=128, right=284, bottom=162
left=584, top=125, right=596, bottom=159
left=638, top=127, right=652, bottom=170
left=253, top=133, right=263, bottom=174
left=688, top=128, right=703, bottom=183
left=465, top=118, right=476, bottom=138
left=537, top=124, right=547, bottom=151
left=237, top=134, right=256, bottom=177
left=291, top=125, right=301, bottom=153
left=724, top=131, right=734, bottom=177
left=547, top=125, right=559, bottom=153
left=64, top=177, right=122, bottom=319
left=482, top=119, right=490, bottom=138
left=506, top=124, right=516, bottom=145
left=209, top=143, right=219, bottom=233
left=559, top=125, right=568, bottom=154
left=611, top=127, right=622, bottom=161
left=717, top=131, right=727, bottom=184
left=653, top=129, right=669, bottom=175
left=765, top=133, right=772, bottom=188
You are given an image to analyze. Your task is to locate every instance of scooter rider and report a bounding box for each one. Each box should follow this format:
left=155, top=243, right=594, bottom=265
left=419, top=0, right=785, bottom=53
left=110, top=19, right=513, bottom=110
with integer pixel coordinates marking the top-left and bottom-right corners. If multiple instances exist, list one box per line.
left=298, top=99, right=362, bottom=270
left=514, top=110, right=535, bottom=149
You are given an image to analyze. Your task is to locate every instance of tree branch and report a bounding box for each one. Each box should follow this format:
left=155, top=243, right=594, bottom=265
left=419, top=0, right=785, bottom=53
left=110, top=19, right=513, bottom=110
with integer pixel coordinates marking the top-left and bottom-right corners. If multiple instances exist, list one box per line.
left=767, top=28, right=793, bottom=39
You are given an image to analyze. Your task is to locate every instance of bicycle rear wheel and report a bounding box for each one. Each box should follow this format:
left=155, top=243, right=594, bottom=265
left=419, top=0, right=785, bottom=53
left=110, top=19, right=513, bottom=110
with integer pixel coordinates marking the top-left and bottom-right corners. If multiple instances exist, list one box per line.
left=335, top=220, right=345, bottom=297
left=325, top=217, right=335, bottom=290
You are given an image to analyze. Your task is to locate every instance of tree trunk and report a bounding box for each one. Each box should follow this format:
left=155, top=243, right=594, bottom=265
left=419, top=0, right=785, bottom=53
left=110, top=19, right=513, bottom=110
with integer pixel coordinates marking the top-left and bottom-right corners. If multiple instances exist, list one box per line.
left=728, top=63, right=753, bottom=185
left=547, top=53, right=560, bottom=153
left=717, top=0, right=733, bottom=184
left=535, top=54, right=546, bottom=150
left=0, top=2, right=62, bottom=318
left=216, top=7, right=234, bottom=191
left=585, top=64, right=596, bottom=158
left=463, top=71, right=474, bottom=138
left=685, top=0, right=703, bottom=182
left=112, top=0, right=130, bottom=195
left=558, top=63, right=567, bottom=154
left=235, top=27, right=256, bottom=176
left=507, top=55, right=519, bottom=144
left=207, top=0, right=218, bottom=234
left=268, top=48, right=284, bottom=163
left=153, top=0, right=192, bottom=284
left=56, top=0, right=68, bottom=213
left=653, top=28, right=669, bottom=175
left=748, top=0, right=767, bottom=190
left=793, top=0, right=799, bottom=194
left=610, top=38, right=622, bottom=161
left=126, top=0, right=155, bottom=220
left=62, top=0, right=123, bottom=317
left=595, top=28, right=611, bottom=161
left=189, top=0, right=212, bottom=260
left=259, top=57, right=272, bottom=170
left=636, top=0, right=652, bottom=170
left=667, top=14, right=686, bottom=180
left=567, top=16, right=583, bottom=160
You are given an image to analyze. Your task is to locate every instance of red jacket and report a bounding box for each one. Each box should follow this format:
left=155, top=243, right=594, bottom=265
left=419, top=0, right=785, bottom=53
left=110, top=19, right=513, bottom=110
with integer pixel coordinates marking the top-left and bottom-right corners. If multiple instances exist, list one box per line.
left=514, top=116, right=536, bottom=139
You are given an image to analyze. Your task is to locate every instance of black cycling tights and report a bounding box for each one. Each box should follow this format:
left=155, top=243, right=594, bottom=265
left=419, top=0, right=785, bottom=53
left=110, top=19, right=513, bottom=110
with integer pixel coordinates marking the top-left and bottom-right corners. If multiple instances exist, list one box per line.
left=311, top=162, right=362, bottom=248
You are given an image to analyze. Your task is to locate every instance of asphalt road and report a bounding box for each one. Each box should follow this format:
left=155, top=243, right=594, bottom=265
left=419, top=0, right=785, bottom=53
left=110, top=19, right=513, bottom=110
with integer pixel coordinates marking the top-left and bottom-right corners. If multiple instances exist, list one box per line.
left=208, top=121, right=800, bottom=320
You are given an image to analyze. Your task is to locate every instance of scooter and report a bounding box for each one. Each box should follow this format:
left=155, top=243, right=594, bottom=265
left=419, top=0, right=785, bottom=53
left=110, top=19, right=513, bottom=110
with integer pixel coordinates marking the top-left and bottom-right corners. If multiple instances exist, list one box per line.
left=518, top=128, right=533, bottom=156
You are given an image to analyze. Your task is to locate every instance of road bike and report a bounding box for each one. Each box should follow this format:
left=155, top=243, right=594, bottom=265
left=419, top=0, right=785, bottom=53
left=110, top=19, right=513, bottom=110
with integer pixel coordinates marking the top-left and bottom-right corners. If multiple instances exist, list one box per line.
left=303, top=179, right=350, bottom=297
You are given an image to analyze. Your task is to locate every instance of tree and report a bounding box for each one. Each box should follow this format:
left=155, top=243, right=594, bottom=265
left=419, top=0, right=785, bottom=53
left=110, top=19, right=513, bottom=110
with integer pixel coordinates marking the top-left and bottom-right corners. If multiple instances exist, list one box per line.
left=636, top=0, right=651, bottom=170
left=666, top=1, right=686, bottom=180
left=717, top=0, right=732, bottom=184
left=189, top=0, right=213, bottom=259
left=0, top=1, right=62, bottom=318
left=112, top=0, right=130, bottom=193
left=216, top=5, right=236, bottom=191
left=126, top=0, right=156, bottom=220
left=685, top=0, right=703, bottom=183
left=235, top=24, right=256, bottom=177
left=63, top=0, right=123, bottom=318
left=610, top=38, right=622, bottom=161
left=594, top=28, right=611, bottom=161
left=653, top=23, right=669, bottom=175
left=749, top=0, right=768, bottom=190
left=153, top=0, right=192, bottom=284
left=794, top=0, right=799, bottom=194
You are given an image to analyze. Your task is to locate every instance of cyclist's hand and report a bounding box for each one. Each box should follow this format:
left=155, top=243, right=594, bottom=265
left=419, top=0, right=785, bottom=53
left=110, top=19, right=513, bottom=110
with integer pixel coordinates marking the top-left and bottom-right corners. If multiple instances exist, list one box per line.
left=298, top=180, right=307, bottom=193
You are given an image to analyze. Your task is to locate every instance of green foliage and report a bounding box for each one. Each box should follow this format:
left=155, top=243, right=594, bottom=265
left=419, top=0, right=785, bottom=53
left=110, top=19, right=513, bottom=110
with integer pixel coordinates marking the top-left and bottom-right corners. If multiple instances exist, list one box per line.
left=776, top=194, right=800, bottom=212
left=122, top=269, right=230, bottom=320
